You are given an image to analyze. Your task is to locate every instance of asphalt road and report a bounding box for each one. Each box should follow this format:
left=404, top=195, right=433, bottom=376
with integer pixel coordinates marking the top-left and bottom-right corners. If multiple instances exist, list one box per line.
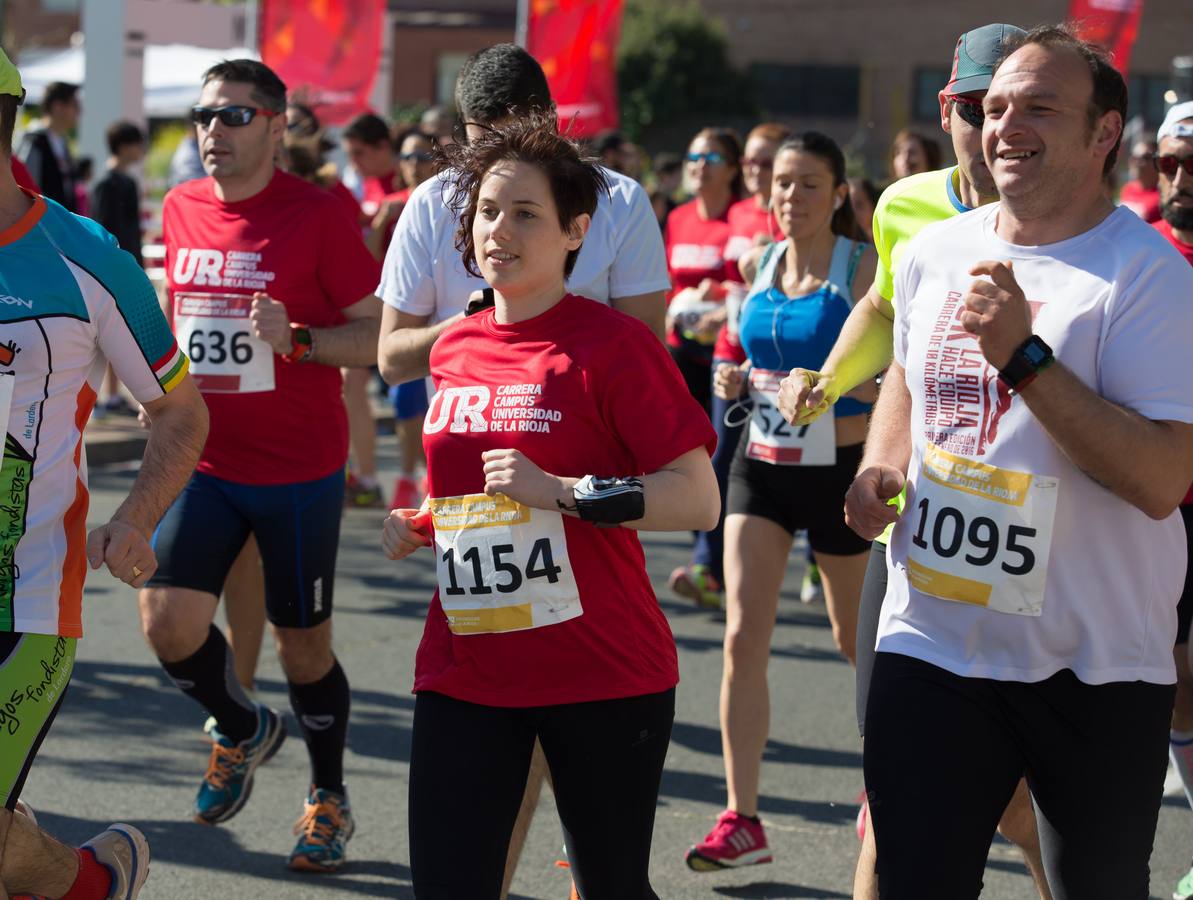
left=21, top=454, right=1193, bottom=899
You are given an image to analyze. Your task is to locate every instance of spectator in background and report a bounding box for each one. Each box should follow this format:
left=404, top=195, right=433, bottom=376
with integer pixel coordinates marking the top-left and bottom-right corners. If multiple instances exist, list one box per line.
left=72, top=156, right=92, bottom=217
left=888, top=126, right=942, bottom=181
left=594, top=129, right=626, bottom=173
left=670, top=122, right=790, bottom=609
left=623, top=141, right=646, bottom=182
left=1120, top=136, right=1162, bottom=222
left=365, top=127, right=434, bottom=261
left=91, top=121, right=145, bottom=265
left=284, top=104, right=361, bottom=224
left=848, top=176, right=881, bottom=242
left=664, top=126, right=744, bottom=415
left=169, top=131, right=205, bottom=188
left=19, top=81, right=79, bottom=210
left=342, top=113, right=400, bottom=224
left=651, top=150, right=683, bottom=227
left=419, top=104, right=455, bottom=147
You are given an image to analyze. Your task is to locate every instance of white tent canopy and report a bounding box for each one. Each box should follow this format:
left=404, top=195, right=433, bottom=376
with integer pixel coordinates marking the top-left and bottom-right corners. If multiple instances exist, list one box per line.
left=18, top=43, right=256, bottom=118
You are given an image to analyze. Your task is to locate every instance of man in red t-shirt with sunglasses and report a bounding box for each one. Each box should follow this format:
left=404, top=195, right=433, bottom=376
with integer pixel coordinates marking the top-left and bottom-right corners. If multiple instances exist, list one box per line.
left=143, top=59, right=381, bottom=874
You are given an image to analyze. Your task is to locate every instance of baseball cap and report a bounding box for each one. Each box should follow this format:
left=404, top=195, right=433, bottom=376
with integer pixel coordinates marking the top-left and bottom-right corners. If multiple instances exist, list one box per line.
left=1158, top=101, right=1193, bottom=142
left=0, top=46, right=23, bottom=102
left=945, top=23, right=1027, bottom=96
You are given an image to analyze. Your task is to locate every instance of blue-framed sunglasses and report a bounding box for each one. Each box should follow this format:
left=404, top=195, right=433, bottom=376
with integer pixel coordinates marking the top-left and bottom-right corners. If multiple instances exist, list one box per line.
left=686, top=151, right=725, bottom=165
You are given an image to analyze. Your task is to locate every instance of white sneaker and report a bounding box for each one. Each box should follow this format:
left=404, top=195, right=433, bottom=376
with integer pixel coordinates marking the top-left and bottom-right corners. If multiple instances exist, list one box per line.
left=81, top=824, right=150, bottom=899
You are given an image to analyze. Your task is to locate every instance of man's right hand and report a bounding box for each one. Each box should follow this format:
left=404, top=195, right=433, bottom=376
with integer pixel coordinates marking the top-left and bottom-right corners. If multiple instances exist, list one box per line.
left=844, top=465, right=905, bottom=540
left=778, top=369, right=840, bottom=425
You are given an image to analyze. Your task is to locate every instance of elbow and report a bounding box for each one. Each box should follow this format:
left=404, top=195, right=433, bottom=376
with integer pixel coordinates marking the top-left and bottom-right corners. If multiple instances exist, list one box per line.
left=378, top=357, right=403, bottom=386
left=697, top=495, right=721, bottom=533
left=695, top=462, right=721, bottom=532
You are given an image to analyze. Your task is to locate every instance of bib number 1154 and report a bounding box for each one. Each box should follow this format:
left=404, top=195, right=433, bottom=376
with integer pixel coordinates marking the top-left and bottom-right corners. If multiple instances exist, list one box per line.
left=441, top=538, right=562, bottom=595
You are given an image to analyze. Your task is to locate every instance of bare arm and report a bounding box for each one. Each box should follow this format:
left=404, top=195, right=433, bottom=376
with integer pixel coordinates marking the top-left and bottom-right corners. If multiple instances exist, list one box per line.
left=377, top=304, right=463, bottom=385
left=249, top=291, right=381, bottom=368
left=1018, top=364, right=1193, bottom=519
left=844, top=362, right=912, bottom=540
left=611, top=290, right=666, bottom=341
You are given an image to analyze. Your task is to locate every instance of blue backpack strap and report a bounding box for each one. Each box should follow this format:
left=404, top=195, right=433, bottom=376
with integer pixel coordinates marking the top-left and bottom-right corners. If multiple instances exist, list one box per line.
left=827, top=237, right=868, bottom=307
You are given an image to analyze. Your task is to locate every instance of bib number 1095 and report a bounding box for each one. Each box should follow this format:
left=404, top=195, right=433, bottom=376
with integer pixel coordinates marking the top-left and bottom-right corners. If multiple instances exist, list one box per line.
left=441, top=538, right=563, bottom=595
left=911, top=497, right=1036, bottom=575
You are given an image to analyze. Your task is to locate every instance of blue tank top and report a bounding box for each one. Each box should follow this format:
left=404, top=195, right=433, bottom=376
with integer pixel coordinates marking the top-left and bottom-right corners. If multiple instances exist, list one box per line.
left=738, top=235, right=871, bottom=417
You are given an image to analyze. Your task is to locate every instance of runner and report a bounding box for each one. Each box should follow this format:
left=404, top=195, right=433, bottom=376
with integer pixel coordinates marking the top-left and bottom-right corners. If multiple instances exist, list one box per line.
left=663, top=127, right=744, bottom=413
left=851, top=27, right=1193, bottom=897
left=1148, top=101, right=1193, bottom=900
left=0, top=46, right=206, bottom=898
left=685, top=131, right=876, bottom=871
left=376, top=44, right=670, bottom=899
left=381, top=109, right=718, bottom=900
left=141, top=58, right=382, bottom=872
left=669, top=123, right=789, bottom=610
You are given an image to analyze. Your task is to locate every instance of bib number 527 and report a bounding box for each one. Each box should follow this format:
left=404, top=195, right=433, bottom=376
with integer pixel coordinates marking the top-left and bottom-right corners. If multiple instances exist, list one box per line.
left=911, top=497, right=1036, bottom=575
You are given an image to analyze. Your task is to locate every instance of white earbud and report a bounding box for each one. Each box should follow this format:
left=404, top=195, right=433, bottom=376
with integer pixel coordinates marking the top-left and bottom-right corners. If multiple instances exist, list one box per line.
left=833, top=195, right=845, bottom=211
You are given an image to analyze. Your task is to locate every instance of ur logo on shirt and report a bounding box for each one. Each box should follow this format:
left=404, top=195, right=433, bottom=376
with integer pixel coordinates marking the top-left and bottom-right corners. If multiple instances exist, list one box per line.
left=425, top=383, right=565, bottom=435
left=172, top=248, right=278, bottom=291
left=424, top=386, right=491, bottom=434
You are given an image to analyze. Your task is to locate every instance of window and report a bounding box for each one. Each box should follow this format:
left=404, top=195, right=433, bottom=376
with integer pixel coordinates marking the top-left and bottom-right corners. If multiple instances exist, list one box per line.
left=750, top=64, right=859, bottom=118
left=1127, top=73, right=1169, bottom=131
left=913, top=68, right=951, bottom=122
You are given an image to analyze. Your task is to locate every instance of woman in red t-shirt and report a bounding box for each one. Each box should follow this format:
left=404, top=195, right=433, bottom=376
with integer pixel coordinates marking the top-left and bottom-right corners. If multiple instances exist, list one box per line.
left=381, top=112, right=718, bottom=899
left=663, top=127, right=744, bottom=412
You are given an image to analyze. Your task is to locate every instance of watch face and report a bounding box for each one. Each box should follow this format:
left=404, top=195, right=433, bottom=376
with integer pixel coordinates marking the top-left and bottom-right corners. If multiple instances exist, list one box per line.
left=1023, top=339, right=1049, bottom=365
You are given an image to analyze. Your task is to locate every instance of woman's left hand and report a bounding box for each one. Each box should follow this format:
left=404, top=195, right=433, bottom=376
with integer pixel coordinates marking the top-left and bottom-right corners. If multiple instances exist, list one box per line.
left=482, top=449, right=571, bottom=511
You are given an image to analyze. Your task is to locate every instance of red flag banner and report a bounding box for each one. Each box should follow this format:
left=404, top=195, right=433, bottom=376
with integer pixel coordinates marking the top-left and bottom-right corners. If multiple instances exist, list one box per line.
left=1068, top=0, right=1144, bottom=75
left=259, top=0, right=385, bottom=125
left=525, top=0, right=624, bottom=137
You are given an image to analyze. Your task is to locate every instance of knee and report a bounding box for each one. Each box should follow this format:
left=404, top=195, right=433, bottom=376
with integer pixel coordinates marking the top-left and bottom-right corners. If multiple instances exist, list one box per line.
left=139, top=590, right=203, bottom=660
left=723, top=624, right=769, bottom=678
left=275, top=627, right=334, bottom=683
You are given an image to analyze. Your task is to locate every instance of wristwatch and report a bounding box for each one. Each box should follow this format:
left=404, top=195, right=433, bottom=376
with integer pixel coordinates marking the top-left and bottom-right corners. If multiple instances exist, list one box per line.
left=997, top=335, right=1054, bottom=393
left=282, top=324, right=313, bottom=363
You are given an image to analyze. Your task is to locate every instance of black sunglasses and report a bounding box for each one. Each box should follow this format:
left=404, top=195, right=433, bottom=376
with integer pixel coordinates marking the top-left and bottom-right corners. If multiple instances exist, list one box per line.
left=400, top=151, right=434, bottom=162
left=1154, top=155, right=1193, bottom=178
left=949, top=95, right=984, bottom=129
left=191, top=106, right=279, bottom=128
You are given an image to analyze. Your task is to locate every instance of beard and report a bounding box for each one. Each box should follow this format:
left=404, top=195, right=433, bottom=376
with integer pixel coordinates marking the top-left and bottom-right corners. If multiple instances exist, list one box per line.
left=1162, top=195, right=1193, bottom=231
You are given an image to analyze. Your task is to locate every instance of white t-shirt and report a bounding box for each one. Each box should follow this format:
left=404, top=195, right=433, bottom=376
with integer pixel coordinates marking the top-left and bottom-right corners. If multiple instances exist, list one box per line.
left=880, top=204, right=1193, bottom=685
left=376, top=166, right=670, bottom=321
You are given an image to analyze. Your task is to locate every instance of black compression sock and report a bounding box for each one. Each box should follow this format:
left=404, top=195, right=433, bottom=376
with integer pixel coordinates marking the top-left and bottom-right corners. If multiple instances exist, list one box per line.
left=288, top=659, right=350, bottom=796
left=160, top=625, right=258, bottom=743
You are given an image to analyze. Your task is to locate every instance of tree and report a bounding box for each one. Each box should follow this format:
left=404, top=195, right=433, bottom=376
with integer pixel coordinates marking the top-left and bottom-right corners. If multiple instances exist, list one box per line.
left=616, top=0, right=757, bottom=143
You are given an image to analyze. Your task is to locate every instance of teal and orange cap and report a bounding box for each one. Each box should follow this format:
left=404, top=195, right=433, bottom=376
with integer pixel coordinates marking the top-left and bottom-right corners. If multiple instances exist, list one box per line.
left=0, top=46, right=24, bottom=103
left=945, top=23, right=1026, bottom=96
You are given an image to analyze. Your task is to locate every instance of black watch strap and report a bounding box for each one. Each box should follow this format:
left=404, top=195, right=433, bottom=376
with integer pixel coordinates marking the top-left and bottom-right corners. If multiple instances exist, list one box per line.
left=997, top=335, right=1054, bottom=392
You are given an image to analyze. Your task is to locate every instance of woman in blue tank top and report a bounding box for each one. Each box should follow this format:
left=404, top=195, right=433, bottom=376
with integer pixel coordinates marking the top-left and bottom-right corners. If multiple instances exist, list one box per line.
left=687, top=132, right=879, bottom=871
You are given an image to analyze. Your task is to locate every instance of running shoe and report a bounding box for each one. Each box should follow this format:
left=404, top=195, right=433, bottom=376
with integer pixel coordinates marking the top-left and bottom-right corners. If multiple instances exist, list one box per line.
left=685, top=809, right=772, bottom=870
left=345, top=474, right=385, bottom=509
left=391, top=475, right=421, bottom=511
left=288, top=786, right=355, bottom=873
left=193, top=704, right=286, bottom=825
left=81, top=823, right=151, bottom=899
left=669, top=564, right=723, bottom=609
left=1175, top=862, right=1193, bottom=900
left=800, top=562, right=824, bottom=604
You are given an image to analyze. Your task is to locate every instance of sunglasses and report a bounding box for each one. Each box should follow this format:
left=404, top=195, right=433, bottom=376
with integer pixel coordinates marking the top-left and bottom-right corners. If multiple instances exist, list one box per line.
left=949, top=95, right=985, bottom=129
left=1154, top=155, right=1193, bottom=178
left=686, top=152, right=725, bottom=165
left=191, top=106, right=279, bottom=128
left=400, top=151, right=434, bottom=162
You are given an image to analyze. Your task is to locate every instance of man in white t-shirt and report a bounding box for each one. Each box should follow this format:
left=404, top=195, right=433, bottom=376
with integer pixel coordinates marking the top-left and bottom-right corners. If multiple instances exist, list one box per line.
left=376, top=44, right=668, bottom=393
left=846, top=25, right=1193, bottom=898
left=375, top=43, right=669, bottom=899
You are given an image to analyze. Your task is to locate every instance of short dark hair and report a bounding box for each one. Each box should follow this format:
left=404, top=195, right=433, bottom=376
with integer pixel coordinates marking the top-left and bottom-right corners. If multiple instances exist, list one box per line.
left=443, top=110, right=608, bottom=279
left=653, top=151, right=682, bottom=176
left=343, top=113, right=391, bottom=147
left=778, top=132, right=867, bottom=242
left=43, top=81, right=78, bottom=111
left=106, top=120, right=145, bottom=156
left=74, top=156, right=93, bottom=181
left=455, top=43, right=552, bottom=125
left=889, top=128, right=943, bottom=177
left=998, top=23, right=1127, bottom=174
left=693, top=127, right=746, bottom=199
left=202, top=59, right=287, bottom=114
left=0, top=94, right=17, bottom=157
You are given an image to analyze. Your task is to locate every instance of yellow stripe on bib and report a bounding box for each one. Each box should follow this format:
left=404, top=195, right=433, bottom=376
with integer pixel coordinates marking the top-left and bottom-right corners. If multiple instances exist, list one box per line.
left=430, top=493, right=531, bottom=531
left=922, top=444, right=1032, bottom=508
left=907, top=559, right=993, bottom=607
left=445, top=603, right=535, bottom=634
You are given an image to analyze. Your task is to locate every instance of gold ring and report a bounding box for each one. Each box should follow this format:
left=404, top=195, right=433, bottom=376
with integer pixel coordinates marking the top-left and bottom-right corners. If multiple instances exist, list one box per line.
left=132, top=565, right=143, bottom=579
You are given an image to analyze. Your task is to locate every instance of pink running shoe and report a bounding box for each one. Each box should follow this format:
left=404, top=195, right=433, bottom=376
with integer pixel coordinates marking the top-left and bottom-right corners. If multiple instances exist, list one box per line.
left=391, top=476, right=421, bottom=511
left=685, top=810, right=773, bottom=870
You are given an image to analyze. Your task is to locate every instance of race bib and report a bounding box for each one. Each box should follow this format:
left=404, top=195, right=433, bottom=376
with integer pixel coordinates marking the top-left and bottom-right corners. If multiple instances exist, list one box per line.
left=430, top=492, right=582, bottom=635
left=174, top=293, right=275, bottom=394
left=905, top=443, right=1057, bottom=616
left=0, top=374, right=13, bottom=467
left=745, top=368, right=835, bottom=465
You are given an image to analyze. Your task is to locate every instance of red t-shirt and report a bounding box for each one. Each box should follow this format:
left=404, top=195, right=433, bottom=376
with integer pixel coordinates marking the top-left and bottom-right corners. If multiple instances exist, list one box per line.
left=375, top=187, right=412, bottom=246
left=417, top=294, right=716, bottom=707
left=1121, top=181, right=1161, bottom=224
left=163, top=170, right=381, bottom=485
left=1157, top=219, right=1193, bottom=505
left=724, top=196, right=782, bottom=283
left=11, top=157, right=38, bottom=192
left=361, top=170, right=400, bottom=219
left=330, top=180, right=362, bottom=223
left=664, top=199, right=734, bottom=350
